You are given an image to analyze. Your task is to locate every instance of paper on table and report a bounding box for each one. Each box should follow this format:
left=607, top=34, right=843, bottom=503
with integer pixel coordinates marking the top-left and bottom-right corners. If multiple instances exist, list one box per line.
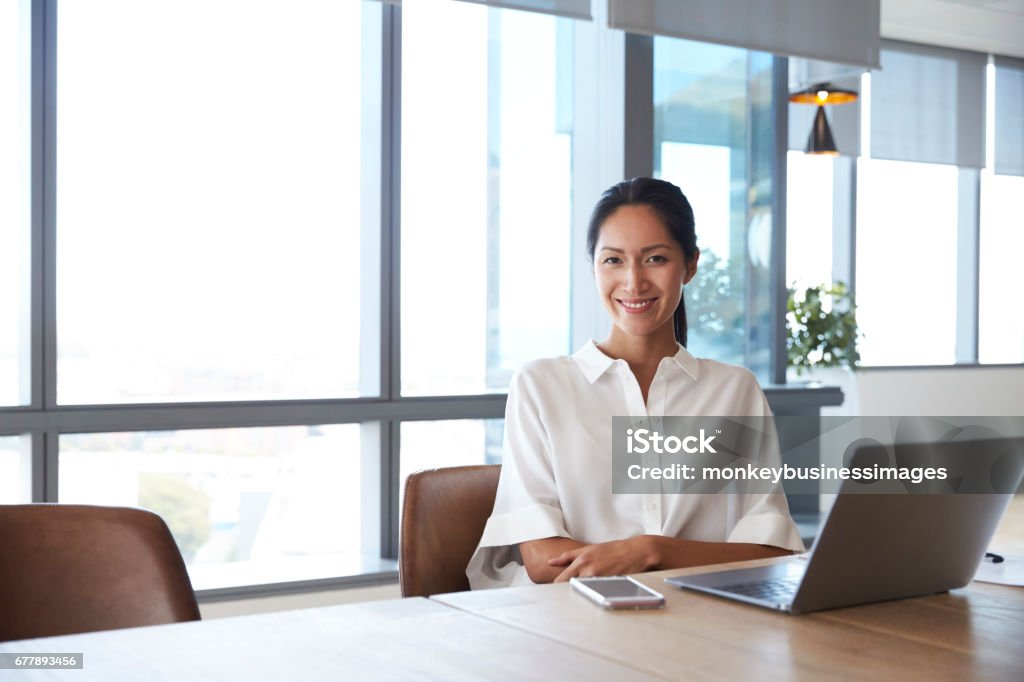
left=973, top=554, right=1024, bottom=586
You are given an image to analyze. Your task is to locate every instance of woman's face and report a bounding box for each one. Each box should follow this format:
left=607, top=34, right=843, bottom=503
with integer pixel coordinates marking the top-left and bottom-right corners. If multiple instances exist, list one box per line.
left=593, top=204, right=697, bottom=342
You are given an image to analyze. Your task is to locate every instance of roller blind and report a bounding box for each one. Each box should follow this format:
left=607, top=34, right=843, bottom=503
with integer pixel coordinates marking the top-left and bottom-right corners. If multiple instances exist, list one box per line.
left=994, top=56, right=1024, bottom=177
left=370, top=0, right=593, bottom=21
left=870, top=41, right=986, bottom=169
left=608, top=0, right=880, bottom=69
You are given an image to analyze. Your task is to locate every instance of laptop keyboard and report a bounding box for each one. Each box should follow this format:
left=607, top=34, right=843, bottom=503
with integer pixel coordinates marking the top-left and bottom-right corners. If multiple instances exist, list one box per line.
left=717, top=576, right=801, bottom=602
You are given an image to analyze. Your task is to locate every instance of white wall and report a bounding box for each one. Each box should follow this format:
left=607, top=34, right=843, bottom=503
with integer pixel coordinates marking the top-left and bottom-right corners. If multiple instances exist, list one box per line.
left=855, top=367, right=1024, bottom=416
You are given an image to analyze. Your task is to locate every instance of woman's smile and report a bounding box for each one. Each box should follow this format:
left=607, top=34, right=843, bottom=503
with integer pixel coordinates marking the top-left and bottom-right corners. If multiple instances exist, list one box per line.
left=617, top=297, right=658, bottom=313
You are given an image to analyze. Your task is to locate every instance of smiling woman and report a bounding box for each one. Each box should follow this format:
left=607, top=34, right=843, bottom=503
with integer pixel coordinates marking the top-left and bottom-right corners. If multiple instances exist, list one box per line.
left=466, top=178, right=804, bottom=589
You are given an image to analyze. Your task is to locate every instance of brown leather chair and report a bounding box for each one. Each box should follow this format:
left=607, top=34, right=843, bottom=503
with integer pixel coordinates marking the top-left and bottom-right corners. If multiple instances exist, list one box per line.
left=0, top=504, right=201, bottom=642
left=400, top=464, right=501, bottom=597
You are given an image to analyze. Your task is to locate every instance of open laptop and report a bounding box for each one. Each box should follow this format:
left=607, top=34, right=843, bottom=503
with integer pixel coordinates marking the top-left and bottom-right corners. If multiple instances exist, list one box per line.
left=665, top=437, right=1024, bottom=614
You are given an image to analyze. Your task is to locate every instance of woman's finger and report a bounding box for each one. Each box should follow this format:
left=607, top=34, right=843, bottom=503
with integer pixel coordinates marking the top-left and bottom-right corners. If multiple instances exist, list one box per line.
left=547, top=548, right=582, bottom=566
left=554, top=556, right=586, bottom=582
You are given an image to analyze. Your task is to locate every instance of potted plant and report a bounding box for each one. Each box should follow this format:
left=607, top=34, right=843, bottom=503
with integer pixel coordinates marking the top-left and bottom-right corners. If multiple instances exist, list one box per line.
left=786, top=281, right=860, bottom=376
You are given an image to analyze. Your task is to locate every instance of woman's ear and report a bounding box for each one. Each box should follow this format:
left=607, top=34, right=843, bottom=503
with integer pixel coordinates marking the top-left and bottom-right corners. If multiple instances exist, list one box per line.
left=683, top=250, right=700, bottom=286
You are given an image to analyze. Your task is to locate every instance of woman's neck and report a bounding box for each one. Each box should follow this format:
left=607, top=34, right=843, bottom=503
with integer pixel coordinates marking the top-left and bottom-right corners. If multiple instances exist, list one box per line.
left=597, top=325, right=679, bottom=369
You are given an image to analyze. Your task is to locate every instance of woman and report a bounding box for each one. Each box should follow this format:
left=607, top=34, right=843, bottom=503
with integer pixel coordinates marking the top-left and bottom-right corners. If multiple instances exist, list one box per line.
left=467, top=177, right=804, bottom=589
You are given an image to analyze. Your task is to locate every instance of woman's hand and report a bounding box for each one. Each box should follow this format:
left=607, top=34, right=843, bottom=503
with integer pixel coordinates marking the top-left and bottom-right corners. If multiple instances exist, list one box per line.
left=548, top=536, right=662, bottom=582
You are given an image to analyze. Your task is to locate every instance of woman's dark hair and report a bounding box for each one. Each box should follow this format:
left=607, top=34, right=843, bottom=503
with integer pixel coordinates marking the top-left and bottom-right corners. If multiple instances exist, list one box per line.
left=586, top=177, right=699, bottom=347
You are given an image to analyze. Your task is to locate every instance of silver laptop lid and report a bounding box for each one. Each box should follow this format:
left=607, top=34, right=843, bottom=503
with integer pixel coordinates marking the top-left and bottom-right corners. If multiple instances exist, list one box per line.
left=790, top=437, right=1024, bottom=613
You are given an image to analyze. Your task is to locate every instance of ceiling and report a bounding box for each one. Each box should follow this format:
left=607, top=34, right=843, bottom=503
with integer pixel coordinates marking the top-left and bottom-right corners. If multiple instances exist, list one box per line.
left=882, top=0, right=1024, bottom=57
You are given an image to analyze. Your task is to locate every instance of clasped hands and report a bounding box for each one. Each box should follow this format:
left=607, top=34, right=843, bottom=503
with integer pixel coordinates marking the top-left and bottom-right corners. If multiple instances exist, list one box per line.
left=547, top=535, right=661, bottom=583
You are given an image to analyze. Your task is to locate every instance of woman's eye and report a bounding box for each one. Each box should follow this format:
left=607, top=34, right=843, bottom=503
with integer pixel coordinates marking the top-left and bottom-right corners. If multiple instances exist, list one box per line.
left=647, top=255, right=667, bottom=263
left=603, top=257, right=622, bottom=265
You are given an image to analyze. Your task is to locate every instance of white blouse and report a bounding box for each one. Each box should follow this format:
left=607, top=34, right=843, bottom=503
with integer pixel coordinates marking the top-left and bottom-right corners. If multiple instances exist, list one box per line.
left=466, top=340, right=805, bottom=589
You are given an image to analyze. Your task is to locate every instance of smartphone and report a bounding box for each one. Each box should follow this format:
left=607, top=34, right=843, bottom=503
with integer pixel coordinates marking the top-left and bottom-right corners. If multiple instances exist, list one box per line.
left=570, top=576, right=666, bottom=610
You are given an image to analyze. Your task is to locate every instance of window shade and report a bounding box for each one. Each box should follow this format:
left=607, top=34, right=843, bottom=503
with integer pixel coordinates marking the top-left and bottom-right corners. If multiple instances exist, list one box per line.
left=608, top=0, right=879, bottom=69
left=374, top=0, right=593, bottom=20
left=994, top=56, right=1024, bottom=177
left=870, top=41, right=986, bottom=169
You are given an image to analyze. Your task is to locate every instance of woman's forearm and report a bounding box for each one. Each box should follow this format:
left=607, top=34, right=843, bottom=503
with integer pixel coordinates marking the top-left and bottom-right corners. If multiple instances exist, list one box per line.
left=647, top=535, right=792, bottom=570
left=519, top=537, right=587, bottom=583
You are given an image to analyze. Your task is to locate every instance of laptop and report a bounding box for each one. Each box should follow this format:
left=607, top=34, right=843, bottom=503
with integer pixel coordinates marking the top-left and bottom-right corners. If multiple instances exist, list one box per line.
left=665, top=437, right=1024, bottom=614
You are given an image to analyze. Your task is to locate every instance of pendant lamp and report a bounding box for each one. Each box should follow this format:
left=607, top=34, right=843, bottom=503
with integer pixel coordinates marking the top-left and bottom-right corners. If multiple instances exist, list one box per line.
left=789, top=82, right=857, bottom=156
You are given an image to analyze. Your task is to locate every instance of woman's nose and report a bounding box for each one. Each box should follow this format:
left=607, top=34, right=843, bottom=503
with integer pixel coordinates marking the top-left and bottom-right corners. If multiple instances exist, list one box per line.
left=624, top=264, right=645, bottom=293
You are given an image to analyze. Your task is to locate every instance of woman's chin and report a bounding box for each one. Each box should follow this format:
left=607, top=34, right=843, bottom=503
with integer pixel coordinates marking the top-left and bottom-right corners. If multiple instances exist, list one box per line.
left=612, top=319, right=672, bottom=339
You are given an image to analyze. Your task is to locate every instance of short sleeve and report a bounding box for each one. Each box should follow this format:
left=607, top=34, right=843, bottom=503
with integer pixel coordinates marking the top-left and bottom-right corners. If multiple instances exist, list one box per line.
left=466, top=368, right=570, bottom=589
left=725, top=386, right=806, bottom=553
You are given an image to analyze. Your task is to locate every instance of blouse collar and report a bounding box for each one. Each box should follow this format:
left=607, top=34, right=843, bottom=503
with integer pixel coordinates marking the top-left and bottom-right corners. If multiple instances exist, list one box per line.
left=571, top=339, right=700, bottom=384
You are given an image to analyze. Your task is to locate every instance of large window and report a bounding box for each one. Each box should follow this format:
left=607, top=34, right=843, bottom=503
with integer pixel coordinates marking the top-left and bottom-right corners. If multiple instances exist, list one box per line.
left=401, top=0, right=573, bottom=396
left=0, top=0, right=30, bottom=406
left=980, top=57, right=1024, bottom=364
left=979, top=172, right=1024, bottom=364
left=59, top=425, right=375, bottom=590
left=855, top=159, right=959, bottom=366
left=653, top=38, right=775, bottom=375
left=787, top=44, right=1020, bottom=371
left=56, top=0, right=377, bottom=404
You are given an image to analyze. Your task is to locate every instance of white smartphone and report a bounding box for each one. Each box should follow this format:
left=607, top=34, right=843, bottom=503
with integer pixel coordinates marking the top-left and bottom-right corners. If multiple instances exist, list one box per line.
left=570, top=576, right=666, bottom=610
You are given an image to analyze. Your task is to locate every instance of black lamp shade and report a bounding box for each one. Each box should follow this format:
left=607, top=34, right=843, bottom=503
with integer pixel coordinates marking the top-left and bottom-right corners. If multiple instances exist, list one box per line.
left=805, top=105, right=839, bottom=155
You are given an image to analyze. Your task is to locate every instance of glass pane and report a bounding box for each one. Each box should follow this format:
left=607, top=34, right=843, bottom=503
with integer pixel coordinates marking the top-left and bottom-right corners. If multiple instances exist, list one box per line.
left=0, top=434, right=31, bottom=503
left=979, top=172, right=1024, bottom=364
left=654, top=38, right=775, bottom=376
left=786, top=151, right=834, bottom=291
left=60, top=425, right=376, bottom=590
left=401, top=0, right=573, bottom=396
left=0, top=1, right=30, bottom=406
left=398, top=419, right=503, bottom=515
left=856, top=159, right=958, bottom=366
left=56, top=0, right=379, bottom=404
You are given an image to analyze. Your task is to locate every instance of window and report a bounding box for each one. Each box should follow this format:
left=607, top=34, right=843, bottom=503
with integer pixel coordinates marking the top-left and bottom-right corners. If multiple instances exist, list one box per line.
left=980, top=58, right=1024, bottom=364
left=979, top=172, right=1024, bottom=364
left=401, top=0, right=573, bottom=396
left=851, top=42, right=985, bottom=368
left=786, top=152, right=835, bottom=291
left=0, top=0, right=30, bottom=406
left=58, top=425, right=381, bottom=590
left=398, top=419, right=504, bottom=514
left=0, top=435, right=31, bottom=503
left=56, top=0, right=379, bottom=404
left=653, top=37, right=775, bottom=375
left=855, top=159, right=959, bottom=366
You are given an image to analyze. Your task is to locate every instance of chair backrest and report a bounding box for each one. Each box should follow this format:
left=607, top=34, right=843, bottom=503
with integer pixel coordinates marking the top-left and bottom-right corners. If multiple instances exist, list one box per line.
left=400, top=464, right=501, bottom=597
left=0, top=504, right=201, bottom=642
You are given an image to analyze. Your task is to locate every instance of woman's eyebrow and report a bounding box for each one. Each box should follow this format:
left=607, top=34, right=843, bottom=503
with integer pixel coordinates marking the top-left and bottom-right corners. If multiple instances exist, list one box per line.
left=598, top=244, right=671, bottom=253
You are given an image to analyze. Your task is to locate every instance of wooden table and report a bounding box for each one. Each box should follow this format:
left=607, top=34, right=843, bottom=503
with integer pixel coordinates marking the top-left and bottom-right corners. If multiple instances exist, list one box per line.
left=5, top=496, right=1024, bottom=680
left=434, top=559, right=1024, bottom=681
left=0, top=596, right=656, bottom=681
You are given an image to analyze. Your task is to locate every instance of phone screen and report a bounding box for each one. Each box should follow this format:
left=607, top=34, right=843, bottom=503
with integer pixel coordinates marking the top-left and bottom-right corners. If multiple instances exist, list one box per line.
left=578, top=578, right=658, bottom=599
